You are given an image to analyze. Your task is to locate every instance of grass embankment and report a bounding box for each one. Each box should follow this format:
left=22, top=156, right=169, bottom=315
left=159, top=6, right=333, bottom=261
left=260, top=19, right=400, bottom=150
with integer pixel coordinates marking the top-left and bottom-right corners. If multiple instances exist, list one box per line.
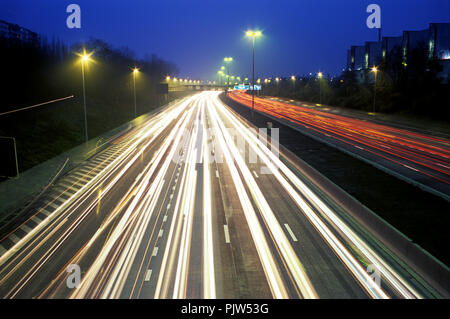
left=0, top=91, right=190, bottom=173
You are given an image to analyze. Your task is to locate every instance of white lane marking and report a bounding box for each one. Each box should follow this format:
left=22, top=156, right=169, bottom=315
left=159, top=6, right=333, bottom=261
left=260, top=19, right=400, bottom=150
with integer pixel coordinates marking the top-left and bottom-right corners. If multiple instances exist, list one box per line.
left=172, top=186, right=176, bottom=191
left=215, top=170, right=219, bottom=178
left=223, top=225, right=230, bottom=244
left=403, top=165, right=419, bottom=172
left=9, top=233, right=21, bottom=244
left=158, top=229, right=164, bottom=238
left=163, top=215, right=168, bottom=222
left=169, top=194, right=173, bottom=200
left=253, top=170, right=259, bottom=178
left=167, top=204, right=171, bottom=210
left=20, top=224, right=33, bottom=233
left=145, top=269, right=153, bottom=282
left=284, top=224, right=298, bottom=242
left=0, top=244, right=6, bottom=255
left=152, top=247, right=159, bottom=257
left=354, top=145, right=365, bottom=150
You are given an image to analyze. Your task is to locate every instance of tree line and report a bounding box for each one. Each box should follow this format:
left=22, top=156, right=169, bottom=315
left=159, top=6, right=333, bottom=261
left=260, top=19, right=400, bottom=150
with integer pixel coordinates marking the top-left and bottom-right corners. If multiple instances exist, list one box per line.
left=0, top=30, right=179, bottom=172
left=261, top=44, right=449, bottom=121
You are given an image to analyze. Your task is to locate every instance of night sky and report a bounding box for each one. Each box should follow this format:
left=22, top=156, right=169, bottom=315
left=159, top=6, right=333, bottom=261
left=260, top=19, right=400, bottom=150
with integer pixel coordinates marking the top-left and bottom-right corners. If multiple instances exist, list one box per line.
left=1, top=0, right=449, bottom=79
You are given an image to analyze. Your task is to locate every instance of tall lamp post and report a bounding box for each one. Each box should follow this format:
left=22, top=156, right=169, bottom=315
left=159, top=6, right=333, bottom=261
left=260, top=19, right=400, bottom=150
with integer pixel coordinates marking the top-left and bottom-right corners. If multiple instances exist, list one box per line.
left=224, top=57, right=233, bottom=92
left=80, top=52, right=91, bottom=144
left=318, top=72, right=323, bottom=105
left=246, top=30, right=262, bottom=119
left=275, top=77, right=280, bottom=95
left=372, top=67, right=378, bottom=113
left=133, top=67, right=139, bottom=118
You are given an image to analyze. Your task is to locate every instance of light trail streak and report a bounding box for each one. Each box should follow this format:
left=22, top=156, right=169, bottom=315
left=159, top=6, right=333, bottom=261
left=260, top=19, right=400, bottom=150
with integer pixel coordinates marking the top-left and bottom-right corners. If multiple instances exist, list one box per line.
left=0, top=95, right=198, bottom=298
left=210, top=96, right=318, bottom=298
left=215, top=93, right=422, bottom=298
left=71, top=100, right=198, bottom=298
left=0, top=91, right=436, bottom=299
left=229, top=91, right=450, bottom=186
left=202, top=99, right=217, bottom=299
left=208, top=96, right=291, bottom=299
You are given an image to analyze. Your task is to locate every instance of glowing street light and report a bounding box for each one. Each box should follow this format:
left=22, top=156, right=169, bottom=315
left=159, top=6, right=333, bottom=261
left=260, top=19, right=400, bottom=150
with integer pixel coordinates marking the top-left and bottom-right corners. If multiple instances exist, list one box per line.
left=78, top=50, right=92, bottom=144
left=372, top=66, right=378, bottom=113
left=224, top=57, right=233, bottom=91
left=318, top=72, right=323, bottom=105
left=132, top=67, right=139, bottom=118
left=246, top=30, right=262, bottom=118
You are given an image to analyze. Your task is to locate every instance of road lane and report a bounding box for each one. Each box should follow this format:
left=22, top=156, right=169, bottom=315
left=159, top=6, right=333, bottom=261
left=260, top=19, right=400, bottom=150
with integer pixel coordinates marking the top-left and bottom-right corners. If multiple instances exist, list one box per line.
left=228, top=91, right=450, bottom=199
left=0, top=91, right=443, bottom=299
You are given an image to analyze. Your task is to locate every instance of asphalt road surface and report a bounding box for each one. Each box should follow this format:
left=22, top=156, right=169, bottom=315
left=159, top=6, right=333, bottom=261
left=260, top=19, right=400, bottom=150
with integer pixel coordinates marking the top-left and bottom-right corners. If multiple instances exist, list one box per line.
left=0, top=92, right=442, bottom=299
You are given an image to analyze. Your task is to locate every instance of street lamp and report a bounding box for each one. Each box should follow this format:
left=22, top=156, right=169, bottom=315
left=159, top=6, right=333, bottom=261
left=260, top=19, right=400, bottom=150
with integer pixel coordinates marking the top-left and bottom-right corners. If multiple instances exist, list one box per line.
left=372, top=66, right=378, bottom=113
left=318, top=72, right=323, bottom=105
left=246, top=30, right=262, bottom=119
left=79, top=51, right=92, bottom=144
left=132, top=67, right=139, bottom=118
left=275, top=77, right=280, bottom=95
left=224, top=57, right=233, bottom=91
left=291, top=75, right=296, bottom=91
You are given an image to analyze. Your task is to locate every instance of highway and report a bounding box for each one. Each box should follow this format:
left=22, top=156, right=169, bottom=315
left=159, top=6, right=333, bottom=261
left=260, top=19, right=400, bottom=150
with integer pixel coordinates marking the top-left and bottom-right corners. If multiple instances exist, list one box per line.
left=0, top=91, right=441, bottom=299
left=228, top=91, right=450, bottom=198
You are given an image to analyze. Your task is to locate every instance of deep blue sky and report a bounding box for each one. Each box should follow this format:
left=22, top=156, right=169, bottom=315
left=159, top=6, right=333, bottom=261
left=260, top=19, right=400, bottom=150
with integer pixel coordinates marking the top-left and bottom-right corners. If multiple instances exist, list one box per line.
left=1, top=0, right=449, bottom=80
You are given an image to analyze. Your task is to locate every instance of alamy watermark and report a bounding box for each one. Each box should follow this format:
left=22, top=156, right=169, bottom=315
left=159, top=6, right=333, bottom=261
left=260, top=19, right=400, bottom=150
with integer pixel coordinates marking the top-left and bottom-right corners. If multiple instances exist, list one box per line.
left=366, top=4, right=381, bottom=29
left=366, top=263, right=381, bottom=292
left=66, top=264, right=81, bottom=289
left=172, top=126, right=279, bottom=175
left=66, top=4, right=81, bottom=29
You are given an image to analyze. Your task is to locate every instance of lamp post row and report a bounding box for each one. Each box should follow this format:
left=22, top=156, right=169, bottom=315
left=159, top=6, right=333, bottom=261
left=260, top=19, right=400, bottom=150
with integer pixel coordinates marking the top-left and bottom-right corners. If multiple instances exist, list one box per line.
left=78, top=52, right=143, bottom=144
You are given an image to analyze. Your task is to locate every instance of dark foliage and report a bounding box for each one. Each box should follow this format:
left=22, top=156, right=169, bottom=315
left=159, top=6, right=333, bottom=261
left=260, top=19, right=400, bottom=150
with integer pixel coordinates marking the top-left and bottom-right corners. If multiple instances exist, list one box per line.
left=261, top=44, right=450, bottom=121
left=0, top=31, right=178, bottom=172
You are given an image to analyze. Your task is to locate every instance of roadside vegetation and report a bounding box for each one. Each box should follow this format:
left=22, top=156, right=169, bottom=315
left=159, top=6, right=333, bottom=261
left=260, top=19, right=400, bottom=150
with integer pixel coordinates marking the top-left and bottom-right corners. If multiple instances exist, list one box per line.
left=0, top=33, right=179, bottom=172
left=261, top=45, right=450, bottom=121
